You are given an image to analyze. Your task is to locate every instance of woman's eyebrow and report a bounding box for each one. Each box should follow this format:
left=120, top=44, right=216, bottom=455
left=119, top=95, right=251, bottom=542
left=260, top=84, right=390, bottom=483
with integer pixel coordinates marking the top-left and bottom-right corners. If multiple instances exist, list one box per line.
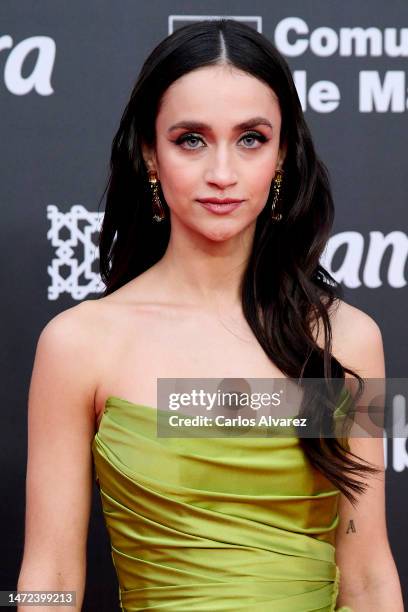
left=167, top=117, right=273, bottom=133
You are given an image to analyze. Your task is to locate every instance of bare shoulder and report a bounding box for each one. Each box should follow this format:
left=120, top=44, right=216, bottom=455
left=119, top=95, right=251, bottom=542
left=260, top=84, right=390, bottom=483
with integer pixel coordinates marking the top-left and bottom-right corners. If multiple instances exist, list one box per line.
left=40, top=299, right=101, bottom=342
left=39, top=275, right=160, bottom=362
left=34, top=299, right=116, bottom=406
left=328, top=297, right=382, bottom=339
left=317, top=297, right=384, bottom=378
left=39, top=296, right=119, bottom=354
left=36, top=286, right=151, bottom=386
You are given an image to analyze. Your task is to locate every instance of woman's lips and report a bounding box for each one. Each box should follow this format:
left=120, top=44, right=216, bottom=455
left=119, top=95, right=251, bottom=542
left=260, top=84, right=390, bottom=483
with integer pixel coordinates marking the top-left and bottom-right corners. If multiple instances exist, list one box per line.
left=197, top=199, right=244, bottom=214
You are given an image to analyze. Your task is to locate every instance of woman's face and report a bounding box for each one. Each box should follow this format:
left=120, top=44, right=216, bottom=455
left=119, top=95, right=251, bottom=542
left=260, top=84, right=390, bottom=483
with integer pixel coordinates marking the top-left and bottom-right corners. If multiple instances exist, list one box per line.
left=142, top=63, right=285, bottom=243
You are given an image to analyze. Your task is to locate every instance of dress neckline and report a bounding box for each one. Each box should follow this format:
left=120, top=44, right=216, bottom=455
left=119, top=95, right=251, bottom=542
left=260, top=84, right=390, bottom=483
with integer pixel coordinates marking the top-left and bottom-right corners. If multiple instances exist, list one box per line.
left=95, top=387, right=352, bottom=438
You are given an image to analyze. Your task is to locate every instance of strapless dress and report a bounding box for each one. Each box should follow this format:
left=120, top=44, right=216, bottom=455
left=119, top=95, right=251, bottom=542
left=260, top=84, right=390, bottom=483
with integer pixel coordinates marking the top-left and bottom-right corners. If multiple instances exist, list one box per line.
left=91, top=388, right=354, bottom=611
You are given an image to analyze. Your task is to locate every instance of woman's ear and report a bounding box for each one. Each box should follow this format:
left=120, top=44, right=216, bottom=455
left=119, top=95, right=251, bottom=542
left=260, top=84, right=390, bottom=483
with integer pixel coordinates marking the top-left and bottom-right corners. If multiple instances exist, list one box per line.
left=277, top=140, right=288, bottom=171
left=141, top=142, right=158, bottom=175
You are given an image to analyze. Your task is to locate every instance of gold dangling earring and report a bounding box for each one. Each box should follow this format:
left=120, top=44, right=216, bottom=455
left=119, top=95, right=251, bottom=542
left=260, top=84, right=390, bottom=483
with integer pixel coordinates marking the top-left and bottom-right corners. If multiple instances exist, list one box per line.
left=271, top=169, right=283, bottom=222
left=148, top=171, right=166, bottom=222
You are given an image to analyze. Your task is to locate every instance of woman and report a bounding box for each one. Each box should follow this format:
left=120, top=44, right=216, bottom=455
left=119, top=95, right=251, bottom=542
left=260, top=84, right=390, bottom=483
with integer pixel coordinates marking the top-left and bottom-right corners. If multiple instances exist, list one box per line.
left=18, top=19, right=403, bottom=612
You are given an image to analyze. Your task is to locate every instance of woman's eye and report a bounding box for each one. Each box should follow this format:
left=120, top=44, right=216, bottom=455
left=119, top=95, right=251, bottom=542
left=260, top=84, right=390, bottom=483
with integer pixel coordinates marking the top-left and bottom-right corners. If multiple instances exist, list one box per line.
left=176, top=134, right=204, bottom=149
left=175, top=131, right=268, bottom=150
left=240, top=132, right=268, bottom=148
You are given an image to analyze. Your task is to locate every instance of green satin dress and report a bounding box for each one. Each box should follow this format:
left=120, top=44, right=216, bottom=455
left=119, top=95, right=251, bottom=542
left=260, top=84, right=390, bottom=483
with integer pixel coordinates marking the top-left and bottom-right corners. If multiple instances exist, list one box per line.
left=91, top=388, right=354, bottom=611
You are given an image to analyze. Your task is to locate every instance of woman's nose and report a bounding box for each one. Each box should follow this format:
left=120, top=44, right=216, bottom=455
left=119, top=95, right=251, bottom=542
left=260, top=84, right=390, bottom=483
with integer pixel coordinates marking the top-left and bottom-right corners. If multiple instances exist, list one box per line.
left=204, top=149, right=238, bottom=187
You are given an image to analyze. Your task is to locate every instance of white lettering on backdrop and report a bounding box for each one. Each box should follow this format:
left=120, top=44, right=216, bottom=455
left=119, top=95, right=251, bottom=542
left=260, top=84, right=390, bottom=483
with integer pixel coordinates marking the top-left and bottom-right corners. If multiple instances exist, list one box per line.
left=0, top=35, right=55, bottom=95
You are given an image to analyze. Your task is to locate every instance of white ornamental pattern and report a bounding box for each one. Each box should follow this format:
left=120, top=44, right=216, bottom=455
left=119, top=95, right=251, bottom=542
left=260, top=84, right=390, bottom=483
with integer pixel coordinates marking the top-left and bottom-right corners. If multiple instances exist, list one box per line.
left=47, top=205, right=104, bottom=300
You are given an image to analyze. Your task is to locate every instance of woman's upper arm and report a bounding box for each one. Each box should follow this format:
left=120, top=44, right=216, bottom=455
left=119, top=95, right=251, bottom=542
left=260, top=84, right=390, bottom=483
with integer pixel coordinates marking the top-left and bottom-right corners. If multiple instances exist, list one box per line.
left=333, top=305, right=401, bottom=597
left=18, top=302, right=99, bottom=593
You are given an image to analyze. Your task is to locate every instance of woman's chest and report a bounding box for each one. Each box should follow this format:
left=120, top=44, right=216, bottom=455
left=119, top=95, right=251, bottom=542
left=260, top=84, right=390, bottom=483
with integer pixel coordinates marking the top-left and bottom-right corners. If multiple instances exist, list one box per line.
left=94, top=308, right=287, bottom=423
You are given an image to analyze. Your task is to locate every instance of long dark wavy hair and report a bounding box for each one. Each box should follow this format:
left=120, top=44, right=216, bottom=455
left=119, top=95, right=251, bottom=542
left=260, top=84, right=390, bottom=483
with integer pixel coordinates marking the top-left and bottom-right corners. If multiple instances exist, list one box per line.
left=97, top=19, right=380, bottom=506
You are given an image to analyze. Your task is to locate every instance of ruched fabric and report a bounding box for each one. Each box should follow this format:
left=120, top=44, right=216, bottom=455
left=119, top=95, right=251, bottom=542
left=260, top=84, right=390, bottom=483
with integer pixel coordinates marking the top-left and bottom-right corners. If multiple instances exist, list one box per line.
left=91, top=390, right=354, bottom=611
